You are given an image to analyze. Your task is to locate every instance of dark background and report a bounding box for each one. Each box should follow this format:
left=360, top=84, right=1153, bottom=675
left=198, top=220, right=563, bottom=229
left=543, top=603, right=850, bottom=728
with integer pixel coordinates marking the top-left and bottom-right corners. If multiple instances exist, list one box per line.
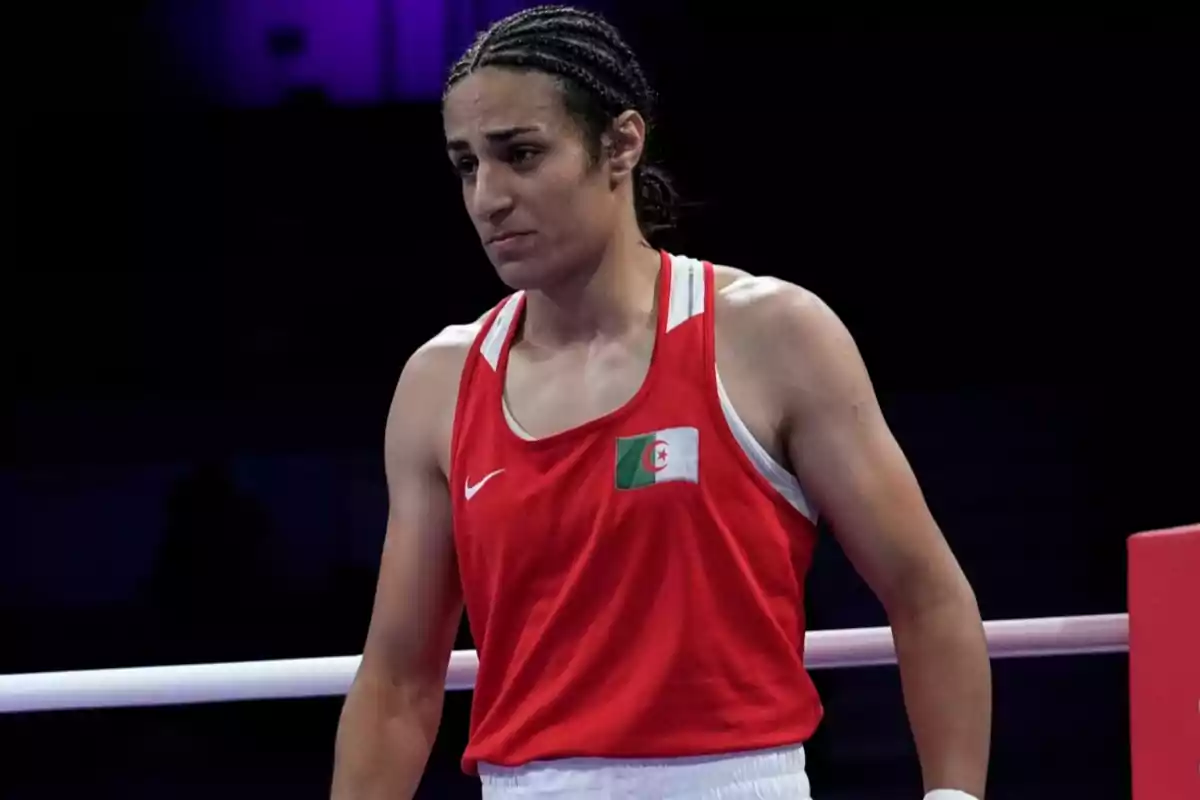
left=6, top=3, right=1197, bottom=797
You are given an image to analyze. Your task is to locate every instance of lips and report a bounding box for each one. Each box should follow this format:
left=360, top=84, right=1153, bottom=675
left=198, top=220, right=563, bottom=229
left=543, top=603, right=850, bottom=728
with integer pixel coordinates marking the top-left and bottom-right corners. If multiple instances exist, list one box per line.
left=488, top=231, right=532, bottom=244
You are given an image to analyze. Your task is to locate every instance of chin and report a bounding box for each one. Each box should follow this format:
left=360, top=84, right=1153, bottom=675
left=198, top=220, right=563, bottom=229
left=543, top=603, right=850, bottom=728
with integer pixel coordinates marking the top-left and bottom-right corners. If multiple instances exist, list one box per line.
left=490, top=252, right=560, bottom=292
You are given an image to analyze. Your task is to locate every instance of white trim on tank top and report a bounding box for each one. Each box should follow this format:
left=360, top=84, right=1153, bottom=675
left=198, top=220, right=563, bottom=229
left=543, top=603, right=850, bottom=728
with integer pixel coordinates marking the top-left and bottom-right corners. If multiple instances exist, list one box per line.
left=502, top=367, right=816, bottom=524
left=481, top=292, right=524, bottom=371
left=490, top=253, right=816, bottom=524
left=666, top=253, right=707, bottom=332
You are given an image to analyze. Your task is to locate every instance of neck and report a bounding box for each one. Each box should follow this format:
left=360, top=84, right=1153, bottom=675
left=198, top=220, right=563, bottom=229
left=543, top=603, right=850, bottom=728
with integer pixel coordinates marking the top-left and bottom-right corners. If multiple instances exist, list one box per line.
left=521, top=233, right=662, bottom=347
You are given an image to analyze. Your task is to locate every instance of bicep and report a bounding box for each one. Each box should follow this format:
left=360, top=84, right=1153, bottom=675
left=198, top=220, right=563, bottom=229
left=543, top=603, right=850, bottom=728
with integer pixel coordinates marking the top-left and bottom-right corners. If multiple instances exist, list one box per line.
left=791, top=395, right=958, bottom=608
left=780, top=298, right=964, bottom=612
left=358, top=363, right=463, bottom=685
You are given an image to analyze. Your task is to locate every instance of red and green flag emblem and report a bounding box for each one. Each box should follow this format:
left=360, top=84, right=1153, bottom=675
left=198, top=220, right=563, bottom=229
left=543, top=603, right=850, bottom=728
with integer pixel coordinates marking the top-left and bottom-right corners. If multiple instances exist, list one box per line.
left=615, top=427, right=699, bottom=489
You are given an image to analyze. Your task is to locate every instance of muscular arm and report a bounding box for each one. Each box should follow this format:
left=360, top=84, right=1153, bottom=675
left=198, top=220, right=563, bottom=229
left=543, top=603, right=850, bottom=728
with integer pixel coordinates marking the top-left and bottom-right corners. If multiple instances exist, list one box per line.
left=761, top=285, right=991, bottom=797
left=331, top=339, right=465, bottom=800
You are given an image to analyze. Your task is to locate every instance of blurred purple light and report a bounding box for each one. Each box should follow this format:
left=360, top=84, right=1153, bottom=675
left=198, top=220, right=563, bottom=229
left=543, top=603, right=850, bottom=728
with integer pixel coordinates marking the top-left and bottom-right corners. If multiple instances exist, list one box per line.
left=220, top=0, right=382, bottom=105
left=150, top=0, right=615, bottom=106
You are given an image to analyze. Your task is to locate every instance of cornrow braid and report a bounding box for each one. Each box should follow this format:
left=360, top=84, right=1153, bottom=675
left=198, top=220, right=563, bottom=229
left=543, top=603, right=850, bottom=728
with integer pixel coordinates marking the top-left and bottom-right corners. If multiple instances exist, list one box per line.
left=445, top=5, right=678, bottom=238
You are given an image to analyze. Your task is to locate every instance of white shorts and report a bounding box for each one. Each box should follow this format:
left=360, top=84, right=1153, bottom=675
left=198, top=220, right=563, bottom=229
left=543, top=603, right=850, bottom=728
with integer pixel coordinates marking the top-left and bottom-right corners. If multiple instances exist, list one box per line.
left=478, top=743, right=812, bottom=800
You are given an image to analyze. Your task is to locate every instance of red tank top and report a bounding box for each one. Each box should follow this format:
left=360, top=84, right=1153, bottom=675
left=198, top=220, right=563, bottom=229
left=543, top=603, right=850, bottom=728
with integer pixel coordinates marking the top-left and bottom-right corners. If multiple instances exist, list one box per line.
left=449, top=252, right=823, bottom=774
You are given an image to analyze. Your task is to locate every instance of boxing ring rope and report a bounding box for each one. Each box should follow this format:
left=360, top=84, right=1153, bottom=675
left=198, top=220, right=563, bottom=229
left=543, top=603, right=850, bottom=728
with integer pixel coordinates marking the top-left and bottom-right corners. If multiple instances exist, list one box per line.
left=0, top=613, right=1128, bottom=714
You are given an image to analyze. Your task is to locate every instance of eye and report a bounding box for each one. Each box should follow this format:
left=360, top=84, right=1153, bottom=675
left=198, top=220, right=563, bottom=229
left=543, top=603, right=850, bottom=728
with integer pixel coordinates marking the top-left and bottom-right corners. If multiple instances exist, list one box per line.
left=508, top=146, right=542, bottom=167
left=452, top=155, right=477, bottom=178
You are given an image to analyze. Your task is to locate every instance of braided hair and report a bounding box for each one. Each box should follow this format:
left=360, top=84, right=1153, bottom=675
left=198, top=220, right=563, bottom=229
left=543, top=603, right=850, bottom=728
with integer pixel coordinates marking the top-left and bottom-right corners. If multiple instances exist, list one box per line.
left=445, top=5, right=678, bottom=239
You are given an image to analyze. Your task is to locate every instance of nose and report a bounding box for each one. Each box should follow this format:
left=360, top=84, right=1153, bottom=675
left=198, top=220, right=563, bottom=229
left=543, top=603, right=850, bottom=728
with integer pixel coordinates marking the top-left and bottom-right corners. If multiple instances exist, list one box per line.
left=469, top=161, right=515, bottom=223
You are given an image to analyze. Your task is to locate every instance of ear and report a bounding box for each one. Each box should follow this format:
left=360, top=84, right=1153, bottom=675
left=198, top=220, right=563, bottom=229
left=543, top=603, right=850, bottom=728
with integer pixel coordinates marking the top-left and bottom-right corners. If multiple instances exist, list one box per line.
left=602, top=110, right=646, bottom=185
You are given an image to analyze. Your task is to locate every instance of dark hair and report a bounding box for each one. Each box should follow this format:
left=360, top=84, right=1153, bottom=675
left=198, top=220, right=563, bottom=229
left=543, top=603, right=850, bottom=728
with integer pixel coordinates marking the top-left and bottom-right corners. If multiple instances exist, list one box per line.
left=445, top=5, right=678, bottom=239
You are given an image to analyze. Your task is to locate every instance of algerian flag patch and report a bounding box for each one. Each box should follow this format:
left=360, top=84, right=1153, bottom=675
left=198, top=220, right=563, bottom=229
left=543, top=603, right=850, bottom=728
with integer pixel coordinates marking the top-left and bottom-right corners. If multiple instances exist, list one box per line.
left=615, top=427, right=699, bottom=489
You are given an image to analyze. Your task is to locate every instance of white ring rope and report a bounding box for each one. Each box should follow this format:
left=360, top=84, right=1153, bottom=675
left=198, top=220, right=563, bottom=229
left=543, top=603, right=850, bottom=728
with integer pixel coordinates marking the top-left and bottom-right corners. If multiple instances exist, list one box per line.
left=0, top=613, right=1129, bottom=714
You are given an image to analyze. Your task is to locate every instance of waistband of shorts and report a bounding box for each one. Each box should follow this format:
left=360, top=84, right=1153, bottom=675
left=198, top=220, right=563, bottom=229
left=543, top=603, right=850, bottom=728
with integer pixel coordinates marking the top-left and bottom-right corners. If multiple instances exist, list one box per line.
left=477, top=742, right=808, bottom=790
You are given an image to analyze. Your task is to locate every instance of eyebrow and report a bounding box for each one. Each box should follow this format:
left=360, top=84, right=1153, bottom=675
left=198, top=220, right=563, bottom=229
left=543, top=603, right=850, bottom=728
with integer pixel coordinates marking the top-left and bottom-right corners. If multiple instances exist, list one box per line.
left=446, top=125, right=541, bottom=152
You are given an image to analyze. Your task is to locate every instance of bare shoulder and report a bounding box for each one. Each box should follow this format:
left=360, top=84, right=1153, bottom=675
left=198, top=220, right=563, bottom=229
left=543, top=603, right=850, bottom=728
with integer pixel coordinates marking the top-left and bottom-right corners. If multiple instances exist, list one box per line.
left=712, top=265, right=842, bottom=347
left=386, top=318, right=486, bottom=474
left=396, top=321, right=481, bottom=398
left=711, top=264, right=865, bottom=403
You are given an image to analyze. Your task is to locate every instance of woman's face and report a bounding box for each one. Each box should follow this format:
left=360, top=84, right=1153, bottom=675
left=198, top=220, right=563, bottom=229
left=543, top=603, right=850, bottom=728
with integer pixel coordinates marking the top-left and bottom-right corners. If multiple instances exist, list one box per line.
left=443, top=67, right=624, bottom=291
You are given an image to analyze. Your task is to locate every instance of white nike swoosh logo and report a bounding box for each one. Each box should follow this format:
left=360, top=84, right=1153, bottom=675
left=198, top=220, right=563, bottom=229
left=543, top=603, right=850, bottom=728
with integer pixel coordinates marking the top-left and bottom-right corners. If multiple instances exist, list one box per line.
left=465, top=469, right=505, bottom=500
